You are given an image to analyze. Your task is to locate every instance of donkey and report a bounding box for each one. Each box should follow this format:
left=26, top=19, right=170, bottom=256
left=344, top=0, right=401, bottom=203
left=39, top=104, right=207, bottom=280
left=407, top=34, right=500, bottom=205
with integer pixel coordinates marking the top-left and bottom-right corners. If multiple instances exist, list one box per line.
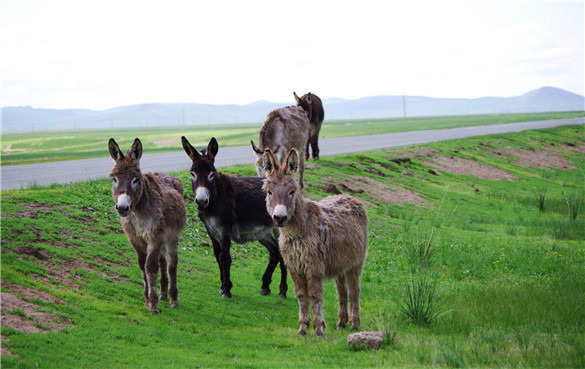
left=181, top=136, right=287, bottom=299
left=294, top=92, right=324, bottom=161
left=108, top=138, right=186, bottom=314
left=262, top=148, right=368, bottom=336
left=251, top=105, right=309, bottom=189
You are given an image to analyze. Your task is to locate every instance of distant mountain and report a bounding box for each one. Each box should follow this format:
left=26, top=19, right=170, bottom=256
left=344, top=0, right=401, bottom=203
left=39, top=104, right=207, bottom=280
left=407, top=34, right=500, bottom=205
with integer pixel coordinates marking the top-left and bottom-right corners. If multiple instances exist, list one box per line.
left=2, top=86, right=583, bottom=131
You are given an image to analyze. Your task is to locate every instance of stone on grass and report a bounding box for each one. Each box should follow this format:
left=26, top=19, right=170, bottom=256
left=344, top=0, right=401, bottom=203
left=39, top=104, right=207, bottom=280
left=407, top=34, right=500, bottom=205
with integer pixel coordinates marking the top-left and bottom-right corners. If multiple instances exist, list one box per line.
left=346, top=331, right=385, bottom=349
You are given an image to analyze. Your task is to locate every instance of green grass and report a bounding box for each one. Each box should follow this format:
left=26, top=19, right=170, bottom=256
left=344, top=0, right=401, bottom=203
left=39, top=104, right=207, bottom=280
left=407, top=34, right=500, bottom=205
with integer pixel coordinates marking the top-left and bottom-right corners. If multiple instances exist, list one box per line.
left=1, top=124, right=585, bottom=368
left=1, top=111, right=583, bottom=165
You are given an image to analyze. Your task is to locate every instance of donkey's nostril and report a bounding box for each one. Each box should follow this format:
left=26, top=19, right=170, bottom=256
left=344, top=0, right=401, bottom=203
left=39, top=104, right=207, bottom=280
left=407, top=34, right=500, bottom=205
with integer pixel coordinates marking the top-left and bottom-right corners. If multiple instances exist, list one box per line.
left=273, top=214, right=287, bottom=226
left=116, top=204, right=130, bottom=216
left=195, top=198, right=209, bottom=209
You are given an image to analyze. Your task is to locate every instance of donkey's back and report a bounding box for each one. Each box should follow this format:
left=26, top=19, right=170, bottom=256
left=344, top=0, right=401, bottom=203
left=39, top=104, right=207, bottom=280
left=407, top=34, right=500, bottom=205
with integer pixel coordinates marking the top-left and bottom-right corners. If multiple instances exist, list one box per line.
left=151, top=172, right=184, bottom=195
left=316, top=194, right=368, bottom=277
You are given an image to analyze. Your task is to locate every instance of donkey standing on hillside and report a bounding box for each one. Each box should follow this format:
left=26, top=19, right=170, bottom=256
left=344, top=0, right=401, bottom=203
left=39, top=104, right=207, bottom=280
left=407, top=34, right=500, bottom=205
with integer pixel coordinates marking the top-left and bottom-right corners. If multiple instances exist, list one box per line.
left=108, top=138, right=186, bottom=314
left=182, top=136, right=287, bottom=299
left=294, top=92, right=324, bottom=161
left=262, top=148, right=368, bottom=336
left=251, top=105, right=309, bottom=189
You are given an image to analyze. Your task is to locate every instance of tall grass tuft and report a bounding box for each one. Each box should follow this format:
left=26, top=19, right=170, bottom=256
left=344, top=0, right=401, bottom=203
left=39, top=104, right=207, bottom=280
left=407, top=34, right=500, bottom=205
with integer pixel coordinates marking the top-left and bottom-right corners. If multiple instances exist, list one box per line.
left=396, top=273, right=451, bottom=326
left=534, top=185, right=547, bottom=212
left=405, top=229, right=437, bottom=270
left=563, top=188, right=584, bottom=221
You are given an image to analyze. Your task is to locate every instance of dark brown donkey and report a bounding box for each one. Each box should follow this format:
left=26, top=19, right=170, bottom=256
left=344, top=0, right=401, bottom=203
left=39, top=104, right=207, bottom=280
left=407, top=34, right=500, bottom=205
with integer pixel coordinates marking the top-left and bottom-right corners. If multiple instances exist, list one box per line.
left=108, top=138, right=186, bottom=314
left=181, top=136, right=287, bottom=299
left=294, top=92, right=324, bottom=160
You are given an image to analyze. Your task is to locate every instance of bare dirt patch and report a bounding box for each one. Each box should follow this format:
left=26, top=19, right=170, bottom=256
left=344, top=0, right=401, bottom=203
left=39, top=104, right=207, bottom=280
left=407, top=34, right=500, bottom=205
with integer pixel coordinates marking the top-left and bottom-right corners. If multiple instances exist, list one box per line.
left=385, top=146, right=439, bottom=159
left=1, top=282, right=72, bottom=334
left=497, top=147, right=578, bottom=170
left=429, top=156, right=516, bottom=181
left=322, top=176, right=426, bottom=207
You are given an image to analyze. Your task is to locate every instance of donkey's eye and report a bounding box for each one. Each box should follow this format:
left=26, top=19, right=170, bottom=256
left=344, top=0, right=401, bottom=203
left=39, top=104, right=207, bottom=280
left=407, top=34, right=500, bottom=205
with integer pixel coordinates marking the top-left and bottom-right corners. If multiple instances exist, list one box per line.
left=191, top=172, right=197, bottom=180
left=112, top=177, right=118, bottom=184
left=289, top=190, right=295, bottom=197
left=208, top=172, right=216, bottom=181
left=132, top=177, right=140, bottom=186
left=267, top=190, right=273, bottom=196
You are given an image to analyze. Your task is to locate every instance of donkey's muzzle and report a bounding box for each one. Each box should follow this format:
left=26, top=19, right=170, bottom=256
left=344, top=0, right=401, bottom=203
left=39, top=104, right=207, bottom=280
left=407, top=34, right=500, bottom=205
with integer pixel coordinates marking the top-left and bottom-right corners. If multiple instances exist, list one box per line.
left=273, top=214, right=287, bottom=227
left=195, top=187, right=210, bottom=209
left=195, top=197, right=209, bottom=209
left=116, top=204, right=131, bottom=217
left=115, top=194, right=131, bottom=217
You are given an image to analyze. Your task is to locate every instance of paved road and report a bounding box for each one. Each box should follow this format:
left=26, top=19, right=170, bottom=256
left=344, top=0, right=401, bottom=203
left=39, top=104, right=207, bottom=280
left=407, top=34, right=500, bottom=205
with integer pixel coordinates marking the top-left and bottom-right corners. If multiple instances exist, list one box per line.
left=2, top=118, right=583, bottom=191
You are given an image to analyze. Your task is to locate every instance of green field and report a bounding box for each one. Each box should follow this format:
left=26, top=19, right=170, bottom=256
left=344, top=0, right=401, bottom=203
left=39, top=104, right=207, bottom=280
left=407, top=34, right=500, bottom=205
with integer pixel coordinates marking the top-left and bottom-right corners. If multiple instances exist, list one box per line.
left=1, top=111, right=583, bottom=166
left=2, top=124, right=584, bottom=368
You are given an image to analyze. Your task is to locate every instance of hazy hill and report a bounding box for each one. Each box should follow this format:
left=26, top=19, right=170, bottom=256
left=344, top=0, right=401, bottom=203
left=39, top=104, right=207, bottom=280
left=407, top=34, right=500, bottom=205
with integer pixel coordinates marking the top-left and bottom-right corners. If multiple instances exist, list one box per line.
left=2, top=86, right=583, bottom=131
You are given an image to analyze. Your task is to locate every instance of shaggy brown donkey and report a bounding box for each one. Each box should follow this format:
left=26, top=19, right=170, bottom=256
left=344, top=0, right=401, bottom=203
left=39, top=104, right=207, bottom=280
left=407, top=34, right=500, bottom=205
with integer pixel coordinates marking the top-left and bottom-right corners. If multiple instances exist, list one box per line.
left=108, top=138, right=186, bottom=314
left=262, top=148, right=368, bottom=336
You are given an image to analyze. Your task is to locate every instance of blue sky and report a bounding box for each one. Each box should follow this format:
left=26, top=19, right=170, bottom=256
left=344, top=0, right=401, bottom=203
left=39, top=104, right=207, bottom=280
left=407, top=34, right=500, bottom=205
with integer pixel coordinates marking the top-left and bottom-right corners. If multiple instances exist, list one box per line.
left=1, top=0, right=583, bottom=110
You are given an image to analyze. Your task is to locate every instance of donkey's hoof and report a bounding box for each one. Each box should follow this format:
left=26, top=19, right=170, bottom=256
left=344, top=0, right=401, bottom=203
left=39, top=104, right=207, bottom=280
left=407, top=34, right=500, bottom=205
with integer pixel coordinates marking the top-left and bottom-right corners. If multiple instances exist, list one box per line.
left=222, top=291, right=232, bottom=298
left=160, top=294, right=168, bottom=301
left=170, top=301, right=179, bottom=308
left=277, top=293, right=287, bottom=299
left=315, top=326, right=325, bottom=337
left=297, top=324, right=308, bottom=336
left=149, top=309, right=159, bottom=315
left=258, top=288, right=271, bottom=296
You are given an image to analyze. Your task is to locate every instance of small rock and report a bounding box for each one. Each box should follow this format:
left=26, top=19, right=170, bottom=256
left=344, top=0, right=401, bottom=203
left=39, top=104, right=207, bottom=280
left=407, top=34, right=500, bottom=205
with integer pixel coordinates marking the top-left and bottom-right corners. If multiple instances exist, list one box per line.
left=402, top=171, right=413, bottom=176
left=346, top=331, right=385, bottom=349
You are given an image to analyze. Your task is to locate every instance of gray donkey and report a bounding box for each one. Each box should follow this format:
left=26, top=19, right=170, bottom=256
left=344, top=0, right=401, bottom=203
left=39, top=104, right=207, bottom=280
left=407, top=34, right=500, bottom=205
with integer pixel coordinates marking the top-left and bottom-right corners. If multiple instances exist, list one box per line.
left=251, top=105, right=309, bottom=189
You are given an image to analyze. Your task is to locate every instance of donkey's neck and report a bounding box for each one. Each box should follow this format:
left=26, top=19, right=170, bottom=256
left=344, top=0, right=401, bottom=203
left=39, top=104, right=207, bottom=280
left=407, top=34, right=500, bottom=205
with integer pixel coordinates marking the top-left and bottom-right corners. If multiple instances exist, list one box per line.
left=281, top=194, right=310, bottom=236
left=132, top=176, right=157, bottom=218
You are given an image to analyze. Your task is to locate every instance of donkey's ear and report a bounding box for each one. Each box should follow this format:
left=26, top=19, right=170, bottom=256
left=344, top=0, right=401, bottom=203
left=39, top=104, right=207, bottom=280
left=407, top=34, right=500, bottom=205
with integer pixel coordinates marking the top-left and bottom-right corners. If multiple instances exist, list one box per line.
left=181, top=136, right=199, bottom=160
left=262, top=149, right=279, bottom=175
left=130, top=138, right=143, bottom=161
left=251, top=140, right=262, bottom=155
left=293, top=91, right=300, bottom=104
left=207, top=137, right=219, bottom=159
left=306, top=92, right=312, bottom=104
left=285, top=149, right=299, bottom=175
left=108, top=138, right=124, bottom=162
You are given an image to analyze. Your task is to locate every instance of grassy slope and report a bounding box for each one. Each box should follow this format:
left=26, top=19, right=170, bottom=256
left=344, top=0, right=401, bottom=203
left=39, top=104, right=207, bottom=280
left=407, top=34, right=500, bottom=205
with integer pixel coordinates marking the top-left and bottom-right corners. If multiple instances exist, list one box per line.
left=1, top=111, right=583, bottom=166
left=1, top=125, right=584, bottom=368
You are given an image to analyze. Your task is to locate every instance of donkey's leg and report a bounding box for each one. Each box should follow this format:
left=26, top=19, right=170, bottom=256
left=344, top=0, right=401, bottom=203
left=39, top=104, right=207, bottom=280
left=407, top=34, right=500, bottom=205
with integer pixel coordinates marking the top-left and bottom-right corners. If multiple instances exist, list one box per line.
left=346, top=268, right=362, bottom=331
left=210, top=237, right=224, bottom=295
left=308, top=276, right=326, bottom=336
left=310, top=135, right=320, bottom=160
left=219, top=232, right=233, bottom=298
left=145, top=246, right=161, bottom=314
left=298, top=153, right=305, bottom=189
left=159, top=254, right=169, bottom=301
left=166, top=240, right=179, bottom=308
left=135, top=250, right=149, bottom=306
left=257, top=237, right=279, bottom=296
left=335, top=274, right=349, bottom=329
left=290, top=273, right=310, bottom=335
left=277, top=250, right=288, bottom=298
left=305, top=140, right=310, bottom=160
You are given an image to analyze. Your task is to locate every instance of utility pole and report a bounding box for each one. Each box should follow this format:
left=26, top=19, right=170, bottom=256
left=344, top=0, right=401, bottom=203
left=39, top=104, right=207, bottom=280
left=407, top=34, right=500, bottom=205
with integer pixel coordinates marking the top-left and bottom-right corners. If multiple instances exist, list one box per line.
left=402, top=90, right=407, bottom=120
